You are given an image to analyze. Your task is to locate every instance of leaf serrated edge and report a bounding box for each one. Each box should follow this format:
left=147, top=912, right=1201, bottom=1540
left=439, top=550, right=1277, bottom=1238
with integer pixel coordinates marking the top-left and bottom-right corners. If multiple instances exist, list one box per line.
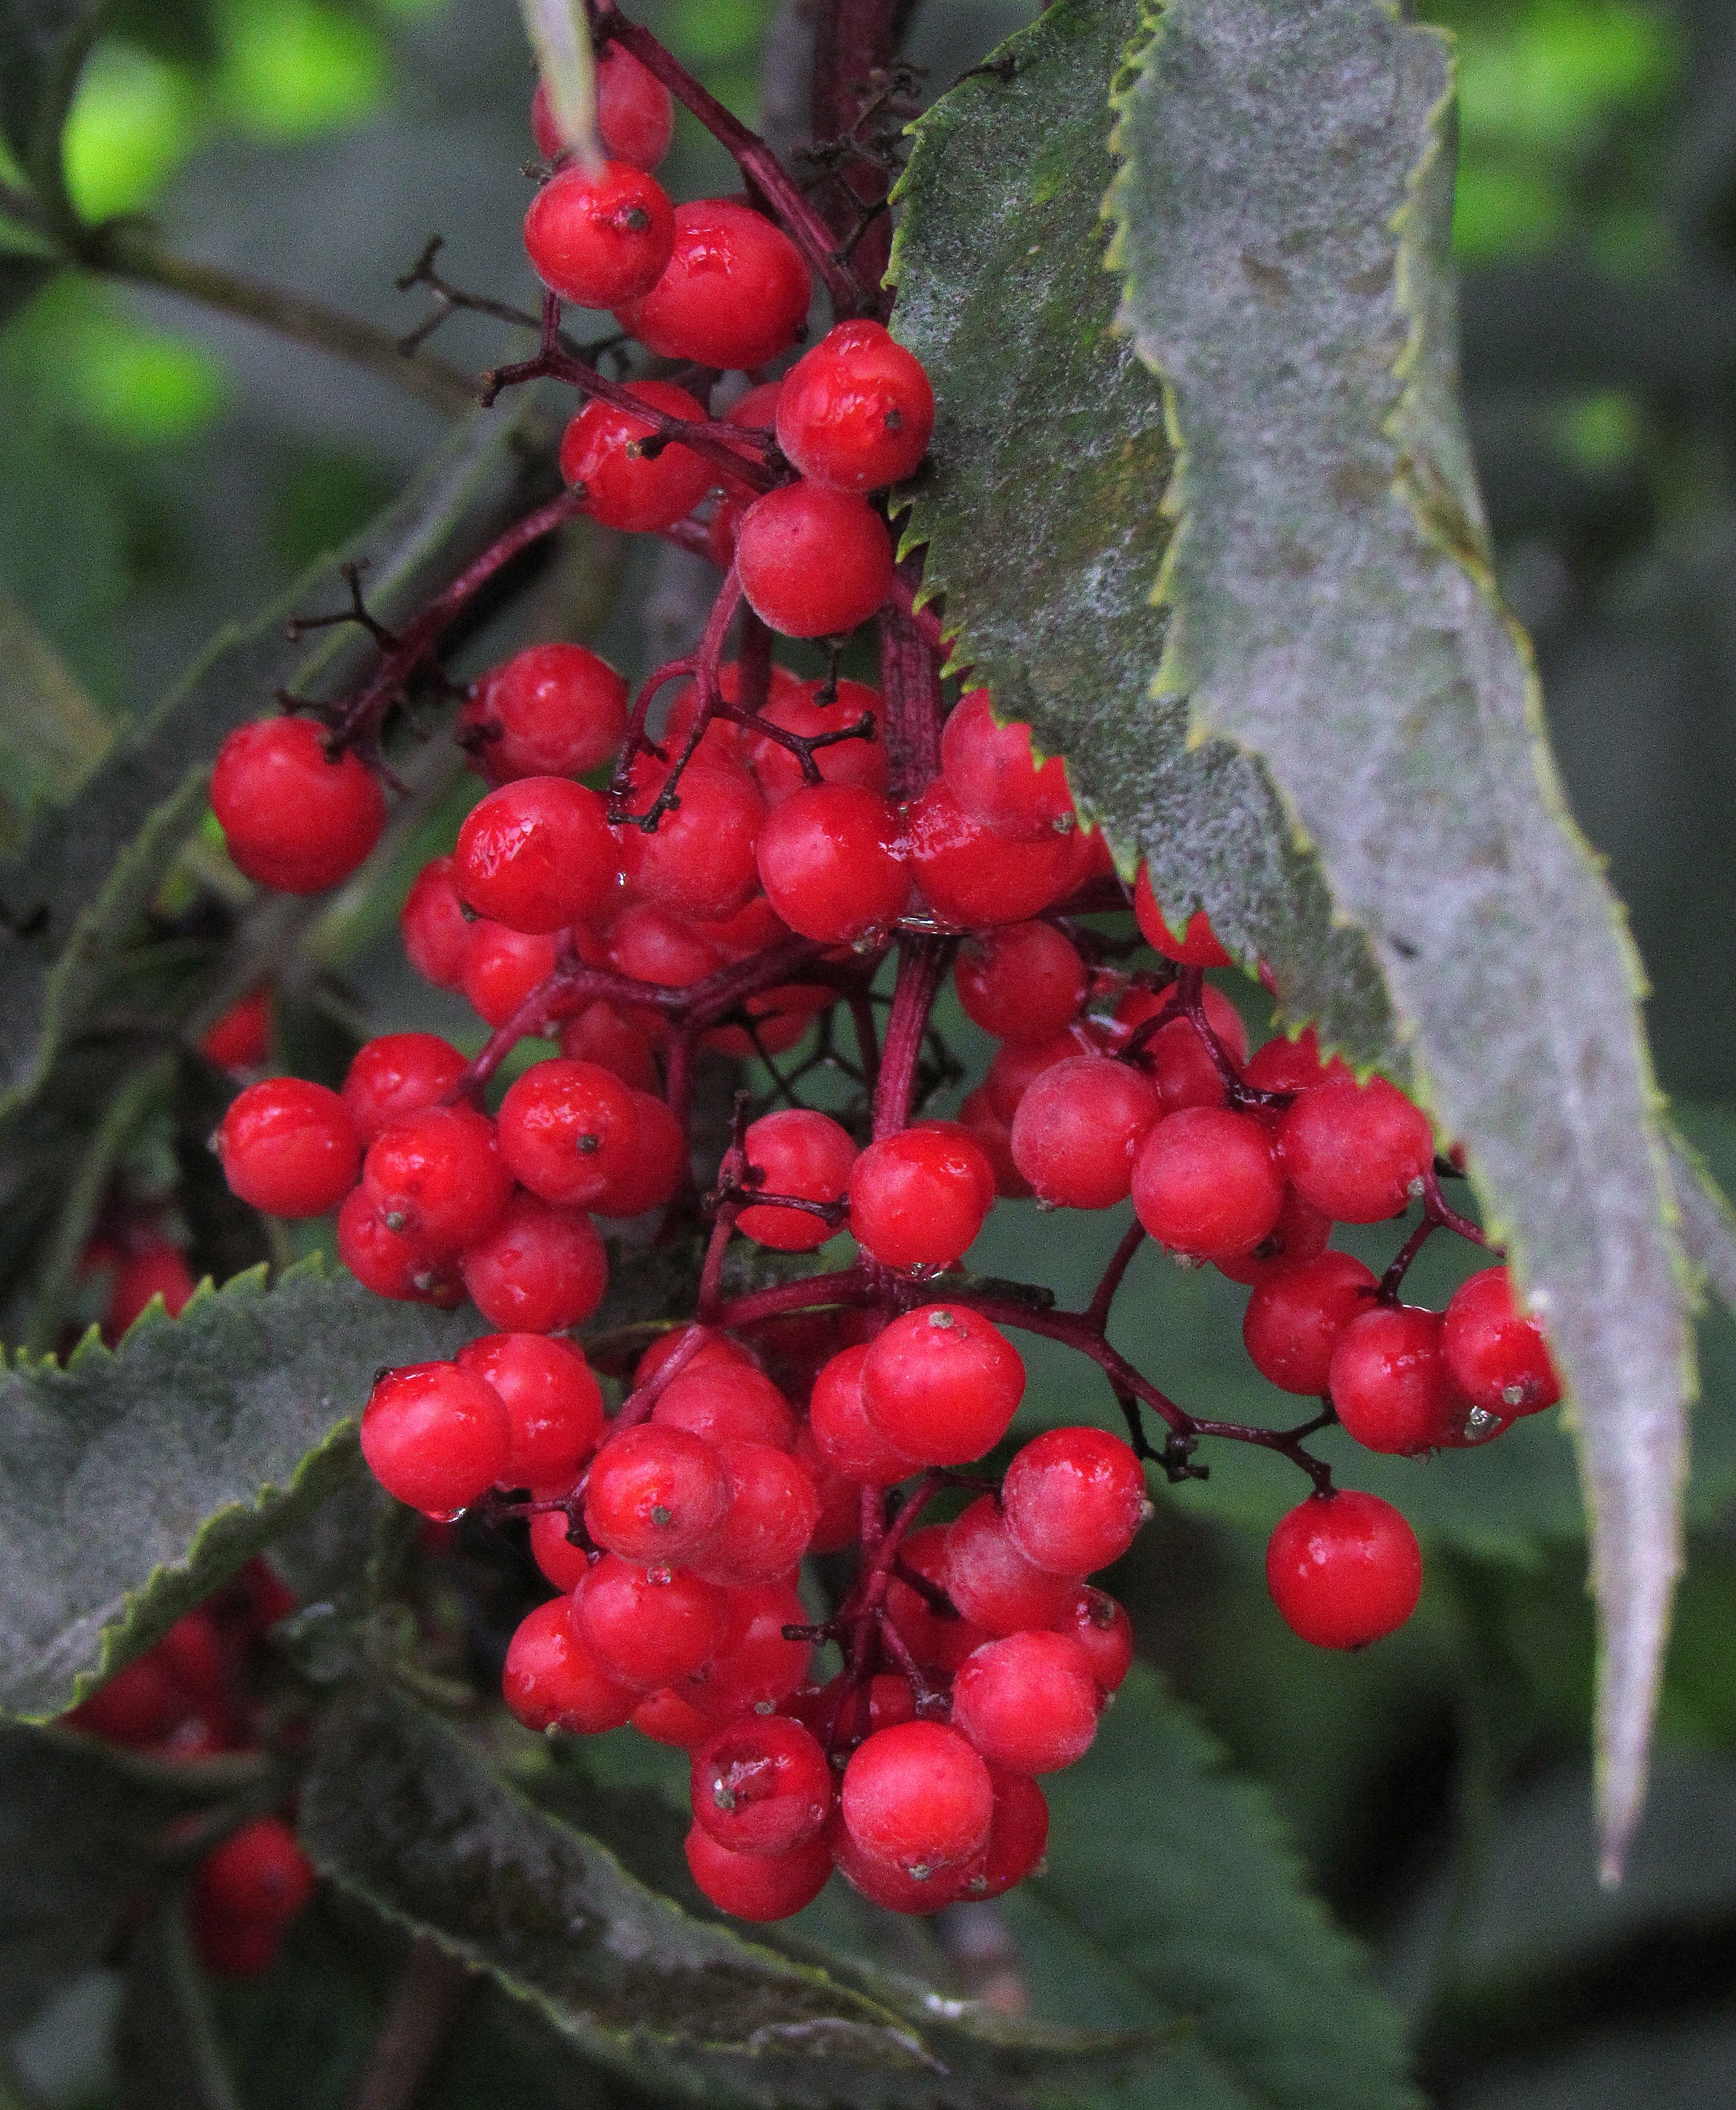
left=1101, top=0, right=1693, bottom=1880
left=304, top=1688, right=939, bottom=2084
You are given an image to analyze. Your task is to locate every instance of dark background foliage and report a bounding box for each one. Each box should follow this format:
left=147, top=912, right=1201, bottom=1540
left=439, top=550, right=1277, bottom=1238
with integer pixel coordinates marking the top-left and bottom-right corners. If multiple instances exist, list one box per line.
left=5, top=1, right=1736, bottom=2106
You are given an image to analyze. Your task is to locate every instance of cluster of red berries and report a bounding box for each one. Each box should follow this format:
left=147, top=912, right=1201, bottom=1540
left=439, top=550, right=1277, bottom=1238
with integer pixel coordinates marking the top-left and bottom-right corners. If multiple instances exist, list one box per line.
left=174, top=21, right=1569, bottom=1927
left=62, top=1563, right=317, bottom=1974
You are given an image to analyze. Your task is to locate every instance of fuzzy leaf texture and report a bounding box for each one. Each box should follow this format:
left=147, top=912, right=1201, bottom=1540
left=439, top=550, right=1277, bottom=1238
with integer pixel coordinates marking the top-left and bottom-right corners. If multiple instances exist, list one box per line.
left=886, top=0, right=1396, bottom=1063
left=1104, top=0, right=1689, bottom=1877
left=0, top=401, right=558, bottom=1124
left=302, top=1683, right=959, bottom=2110
left=0, top=1256, right=474, bottom=1720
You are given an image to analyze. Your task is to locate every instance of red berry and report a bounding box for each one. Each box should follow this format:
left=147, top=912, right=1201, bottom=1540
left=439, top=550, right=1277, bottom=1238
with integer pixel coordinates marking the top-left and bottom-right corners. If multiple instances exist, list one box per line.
left=190, top=1907, right=283, bottom=1978
left=884, top=1524, right=990, bottom=1672
left=970, top=1769, right=1050, bottom=1898
left=461, top=922, right=561, bottom=1027
left=684, top=1823, right=833, bottom=1921
left=605, top=901, right=718, bottom=998
left=1063, top=1585, right=1135, bottom=1692
left=1120, top=984, right=1250, bottom=1116
left=955, top=922, right=1087, bottom=1043
left=576, top=1555, right=727, bottom=1689
left=774, top=321, right=935, bottom=492
left=830, top=1818, right=977, bottom=1914
left=65, top=1652, right=188, bottom=1745
left=523, top=159, right=673, bottom=307
left=942, top=1496, right=1080, bottom=1633
left=616, top=199, right=811, bottom=370
left=1131, top=1106, right=1285, bottom=1258
left=951, top=1630, right=1101, bottom=1774
left=335, top=1188, right=460, bottom=1307
left=215, top=1078, right=360, bottom=1219
left=584, top=1424, right=730, bottom=1563
left=529, top=1510, right=591, bottom=1592
left=455, top=777, right=618, bottom=934
left=860, top=1305, right=1025, bottom=1467
left=636, top=1326, right=754, bottom=1388
left=744, top=678, right=887, bottom=805
left=1243, top=1252, right=1378, bottom=1395
left=1001, top=1427, right=1150, bottom=1577
left=1010, top=1054, right=1160, bottom=1210
left=957, top=1087, right=1034, bottom=1201
left=807, top=1345, right=919, bottom=1486
left=360, top=1362, right=512, bottom=1515
left=459, top=1191, right=608, bottom=1333
left=679, top=1579, right=810, bottom=1721
left=200, top=986, right=271, bottom=1071
left=559, top=1000, right=660, bottom=1093
left=105, top=1241, right=196, bottom=1339
left=1278, top=1078, right=1434, bottom=1224
left=193, top=1817, right=316, bottom=1926
left=1132, top=866, right=1231, bottom=966
left=691, top=1714, right=831, bottom=1855
left=689, top=1443, right=820, bottom=1586
left=939, top=690, right=1075, bottom=842
left=497, top=1058, right=640, bottom=1209
left=755, top=782, right=910, bottom=941
left=559, top=379, right=714, bottom=534
left=211, top=718, right=385, bottom=894
left=592, top=1090, right=685, bottom=1218
left=1242, top=1027, right=1352, bottom=1098
left=983, top=1024, right=1105, bottom=1124
left=460, top=643, right=628, bottom=782
left=503, top=1597, right=635, bottom=1732
left=157, top=1609, right=227, bottom=1700
left=1211, top=1187, right=1334, bottom=1287
left=840, top=1721, right=994, bottom=1876
left=1443, top=1265, right=1561, bottom=1416
left=733, top=1109, right=856, bottom=1252
left=341, top=1033, right=466, bottom=1144
left=848, top=1126, right=994, bottom=1270
left=631, top=1686, right=716, bottom=1749
left=362, top=1104, right=510, bottom=1256
left=1266, top=1491, right=1422, bottom=1648
left=903, top=780, right=1085, bottom=928
left=735, top=485, right=894, bottom=639
left=616, top=755, right=765, bottom=920
left=1329, top=1305, right=1462, bottom=1455
left=456, top=1333, right=605, bottom=1488
left=532, top=50, right=673, bottom=171
left=653, top=1360, right=797, bottom=1451
left=401, top=856, right=473, bottom=990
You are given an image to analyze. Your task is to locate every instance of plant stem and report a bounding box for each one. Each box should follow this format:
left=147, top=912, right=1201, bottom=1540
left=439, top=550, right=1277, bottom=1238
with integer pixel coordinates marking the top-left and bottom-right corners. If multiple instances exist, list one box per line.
left=873, top=934, right=952, bottom=1138
left=86, top=226, right=478, bottom=419
left=348, top=1938, right=474, bottom=2110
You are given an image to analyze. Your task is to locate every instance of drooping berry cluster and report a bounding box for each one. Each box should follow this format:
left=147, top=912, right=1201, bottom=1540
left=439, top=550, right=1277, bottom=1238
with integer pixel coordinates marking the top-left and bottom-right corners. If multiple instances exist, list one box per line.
left=62, top=1563, right=316, bottom=1975
left=176, top=6, right=1566, bottom=1930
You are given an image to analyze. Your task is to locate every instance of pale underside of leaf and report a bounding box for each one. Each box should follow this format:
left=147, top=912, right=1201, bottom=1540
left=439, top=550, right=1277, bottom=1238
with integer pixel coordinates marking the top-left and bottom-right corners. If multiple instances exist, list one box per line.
left=1107, top=0, right=1690, bottom=1877
left=884, top=0, right=1398, bottom=1067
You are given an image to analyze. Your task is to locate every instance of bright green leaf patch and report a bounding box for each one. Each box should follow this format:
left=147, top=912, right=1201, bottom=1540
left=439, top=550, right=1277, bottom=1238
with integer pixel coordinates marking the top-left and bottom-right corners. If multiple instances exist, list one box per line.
left=0, top=1254, right=474, bottom=1721
left=886, top=0, right=1397, bottom=1065
left=1107, top=0, right=1688, bottom=1879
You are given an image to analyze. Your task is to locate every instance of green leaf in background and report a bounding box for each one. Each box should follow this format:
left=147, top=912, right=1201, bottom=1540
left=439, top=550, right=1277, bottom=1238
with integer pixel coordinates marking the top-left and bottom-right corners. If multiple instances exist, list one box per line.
left=886, top=0, right=1397, bottom=1065
left=1664, top=1106, right=1736, bottom=1315
left=301, top=1683, right=947, bottom=2108
left=1106, top=0, right=1689, bottom=1880
left=0, top=1721, right=235, bottom=2033
left=0, top=579, right=112, bottom=854
left=1003, top=1665, right=1418, bottom=2110
left=115, top=1906, right=243, bottom=2110
left=0, top=0, right=114, bottom=224
left=0, top=399, right=557, bottom=1126
left=0, top=1254, right=476, bottom=1721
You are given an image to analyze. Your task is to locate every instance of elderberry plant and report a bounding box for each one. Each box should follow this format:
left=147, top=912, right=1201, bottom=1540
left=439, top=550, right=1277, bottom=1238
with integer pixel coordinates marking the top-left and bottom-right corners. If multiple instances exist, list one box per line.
left=2, top=0, right=1735, bottom=2105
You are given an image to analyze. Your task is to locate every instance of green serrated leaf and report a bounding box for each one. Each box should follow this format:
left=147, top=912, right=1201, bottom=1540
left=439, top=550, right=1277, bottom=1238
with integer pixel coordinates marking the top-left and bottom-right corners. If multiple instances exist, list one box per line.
left=1105, top=0, right=1690, bottom=1881
left=301, top=1683, right=949, bottom=2109
left=0, top=1721, right=218, bottom=2033
left=0, top=0, right=113, bottom=225
left=0, top=1255, right=476, bottom=1721
left=1004, top=1664, right=1419, bottom=2110
left=0, top=401, right=558, bottom=1126
left=0, top=249, right=58, bottom=330
left=115, top=1907, right=243, bottom=2110
left=885, top=0, right=1396, bottom=1063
